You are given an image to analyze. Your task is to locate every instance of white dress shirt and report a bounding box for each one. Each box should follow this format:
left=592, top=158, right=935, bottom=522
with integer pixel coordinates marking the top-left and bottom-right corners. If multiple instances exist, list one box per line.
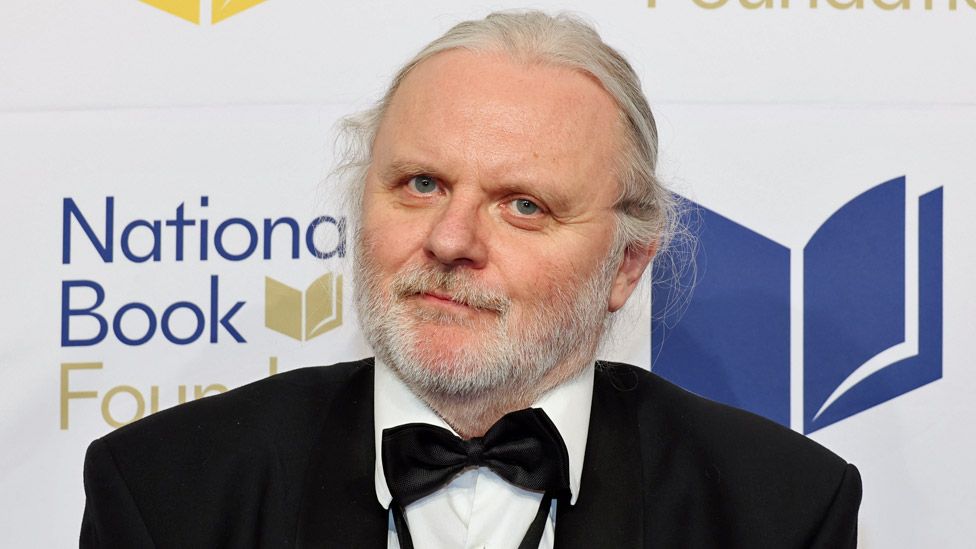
left=373, top=359, right=594, bottom=549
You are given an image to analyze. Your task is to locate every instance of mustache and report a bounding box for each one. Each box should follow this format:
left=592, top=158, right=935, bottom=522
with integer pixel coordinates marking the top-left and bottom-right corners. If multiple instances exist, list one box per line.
left=389, top=265, right=511, bottom=314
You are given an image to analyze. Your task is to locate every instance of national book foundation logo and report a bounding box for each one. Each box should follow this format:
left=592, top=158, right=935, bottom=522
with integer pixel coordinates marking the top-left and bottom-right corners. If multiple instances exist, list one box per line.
left=59, top=195, right=347, bottom=429
left=138, top=0, right=268, bottom=24
left=652, top=177, right=943, bottom=434
left=265, top=273, right=344, bottom=341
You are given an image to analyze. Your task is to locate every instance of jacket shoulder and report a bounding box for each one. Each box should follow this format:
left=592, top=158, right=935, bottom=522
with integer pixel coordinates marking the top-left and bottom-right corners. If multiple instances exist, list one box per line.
left=100, top=358, right=370, bottom=451
left=603, top=361, right=846, bottom=465
left=595, top=361, right=861, bottom=547
left=82, top=359, right=373, bottom=547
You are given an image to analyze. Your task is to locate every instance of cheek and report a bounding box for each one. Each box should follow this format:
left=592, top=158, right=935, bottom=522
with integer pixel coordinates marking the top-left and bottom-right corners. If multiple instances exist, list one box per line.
left=507, top=239, right=611, bottom=300
left=360, top=226, right=410, bottom=278
left=360, top=202, right=428, bottom=270
left=495, top=250, right=568, bottom=302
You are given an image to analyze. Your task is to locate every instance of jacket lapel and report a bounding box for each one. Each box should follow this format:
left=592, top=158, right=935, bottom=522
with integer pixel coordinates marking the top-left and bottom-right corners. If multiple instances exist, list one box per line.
left=556, top=363, right=645, bottom=548
left=296, top=360, right=388, bottom=548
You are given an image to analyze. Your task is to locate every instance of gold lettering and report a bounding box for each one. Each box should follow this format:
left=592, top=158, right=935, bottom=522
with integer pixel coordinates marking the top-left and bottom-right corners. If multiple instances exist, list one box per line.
left=874, top=0, right=909, bottom=8
left=694, top=0, right=730, bottom=8
left=742, top=0, right=775, bottom=7
left=827, top=0, right=864, bottom=8
left=194, top=384, right=228, bottom=399
left=101, top=385, right=145, bottom=428
left=648, top=0, right=656, bottom=7
left=61, top=362, right=101, bottom=430
left=269, top=356, right=278, bottom=377
left=149, top=386, right=160, bottom=414
left=178, top=384, right=188, bottom=404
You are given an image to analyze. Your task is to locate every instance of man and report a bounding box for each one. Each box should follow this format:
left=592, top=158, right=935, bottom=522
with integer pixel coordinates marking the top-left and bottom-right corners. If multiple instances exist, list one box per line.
left=81, top=11, right=861, bottom=548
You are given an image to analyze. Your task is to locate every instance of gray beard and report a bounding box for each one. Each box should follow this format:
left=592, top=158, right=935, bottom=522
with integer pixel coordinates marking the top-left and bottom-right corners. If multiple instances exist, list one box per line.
left=353, top=231, right=618, bottom=403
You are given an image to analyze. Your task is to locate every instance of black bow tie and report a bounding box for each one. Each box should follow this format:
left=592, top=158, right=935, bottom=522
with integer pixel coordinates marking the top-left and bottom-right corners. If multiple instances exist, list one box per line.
left=381, top=407, right=571, bottom=507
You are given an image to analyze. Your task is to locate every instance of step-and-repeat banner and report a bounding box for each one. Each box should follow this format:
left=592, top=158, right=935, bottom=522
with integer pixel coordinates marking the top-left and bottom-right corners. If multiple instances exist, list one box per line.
left=1, top=1, right=973, bottom=546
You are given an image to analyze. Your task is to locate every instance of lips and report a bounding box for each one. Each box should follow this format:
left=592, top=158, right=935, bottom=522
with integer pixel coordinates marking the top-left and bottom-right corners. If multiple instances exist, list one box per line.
left=419, top=291, right=469, bottom=308
left=423, top=290, right=458, bottom=302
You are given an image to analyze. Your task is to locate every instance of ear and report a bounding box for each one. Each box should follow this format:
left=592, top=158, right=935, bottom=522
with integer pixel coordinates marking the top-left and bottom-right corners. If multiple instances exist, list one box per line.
left=608, top=240, right=658, bottom=312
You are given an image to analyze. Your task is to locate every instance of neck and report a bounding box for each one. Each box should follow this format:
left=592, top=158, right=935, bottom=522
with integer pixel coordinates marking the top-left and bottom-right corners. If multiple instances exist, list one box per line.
left=417, top=352, right=594, bottom=439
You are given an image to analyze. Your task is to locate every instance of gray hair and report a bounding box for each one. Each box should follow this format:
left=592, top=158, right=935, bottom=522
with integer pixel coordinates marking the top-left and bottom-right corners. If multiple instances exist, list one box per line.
left=335, top=10, right=677, bottom=256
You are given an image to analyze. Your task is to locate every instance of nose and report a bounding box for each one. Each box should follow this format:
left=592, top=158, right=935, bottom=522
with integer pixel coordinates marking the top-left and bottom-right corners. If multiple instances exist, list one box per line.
left=423, top=196, right=488, bottom=268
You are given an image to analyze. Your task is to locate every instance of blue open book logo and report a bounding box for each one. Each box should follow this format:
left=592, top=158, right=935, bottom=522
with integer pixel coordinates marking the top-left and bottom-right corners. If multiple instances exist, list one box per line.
left=651, top=177, right=943, bottom=434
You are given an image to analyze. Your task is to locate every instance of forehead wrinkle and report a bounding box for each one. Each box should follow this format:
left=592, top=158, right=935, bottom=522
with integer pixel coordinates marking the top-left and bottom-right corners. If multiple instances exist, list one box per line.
left=378, top=49, right=623, bottom=212
left=395, top=56, right=613, bottom=155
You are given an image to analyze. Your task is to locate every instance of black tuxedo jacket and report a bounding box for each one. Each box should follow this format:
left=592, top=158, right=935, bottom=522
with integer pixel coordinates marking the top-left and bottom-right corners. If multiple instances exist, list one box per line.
left=81, top=359, right=861, bottom=548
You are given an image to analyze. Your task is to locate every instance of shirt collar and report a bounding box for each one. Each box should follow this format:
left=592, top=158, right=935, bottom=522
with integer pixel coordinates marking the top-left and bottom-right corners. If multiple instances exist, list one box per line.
left=373, top=358, right=594, bottom=508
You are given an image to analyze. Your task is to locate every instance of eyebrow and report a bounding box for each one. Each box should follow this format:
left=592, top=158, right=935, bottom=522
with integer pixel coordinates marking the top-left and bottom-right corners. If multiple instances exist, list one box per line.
left=380, top=159, right=443, bottom=183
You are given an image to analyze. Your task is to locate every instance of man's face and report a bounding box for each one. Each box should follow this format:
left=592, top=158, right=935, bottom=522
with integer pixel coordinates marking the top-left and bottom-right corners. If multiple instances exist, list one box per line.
left=355, top=50, right=642, bottom=399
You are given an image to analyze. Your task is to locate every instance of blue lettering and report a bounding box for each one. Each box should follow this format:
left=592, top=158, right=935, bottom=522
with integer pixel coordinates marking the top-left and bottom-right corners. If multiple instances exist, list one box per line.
left=214, top=218, right=258, bottom=261
left=199, top=196, right=210, bottom=260
left=161, top=301, right=206, bottom=345
left=61, top=277, right=245, bottom=346
left=61, top=280, right=108, bottom=346
left=165, top=203, right=196, bottom=261
left=113, top=303, right=157, bottom=346
left=62, top=197, right=113, bottom=264
left=61, top=195, right=347, bottom=264
left=263, top=217, right=301, bottom=259
left=121, top=219, right=162, bottom=263
left=209, top=275, right=246, bottom=343
left=306, top=216, right=346, bottom=259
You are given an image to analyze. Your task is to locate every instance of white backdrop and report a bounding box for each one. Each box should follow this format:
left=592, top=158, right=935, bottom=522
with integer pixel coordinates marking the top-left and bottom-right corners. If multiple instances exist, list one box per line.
left=1, top=1, right=974, bottom=546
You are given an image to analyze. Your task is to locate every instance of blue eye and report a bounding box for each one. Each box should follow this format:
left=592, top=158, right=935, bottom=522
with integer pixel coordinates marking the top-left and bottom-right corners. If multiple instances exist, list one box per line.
left=408, top=175, right=438, bottom=194
left=512, top=199, right=540, bottom=216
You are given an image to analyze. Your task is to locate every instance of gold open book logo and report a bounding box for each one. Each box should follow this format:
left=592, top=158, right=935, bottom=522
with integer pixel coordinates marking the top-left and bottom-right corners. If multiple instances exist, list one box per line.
left=265, top=273, right=343, bottom=341
left=138, top=0, right=267, bottom=24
